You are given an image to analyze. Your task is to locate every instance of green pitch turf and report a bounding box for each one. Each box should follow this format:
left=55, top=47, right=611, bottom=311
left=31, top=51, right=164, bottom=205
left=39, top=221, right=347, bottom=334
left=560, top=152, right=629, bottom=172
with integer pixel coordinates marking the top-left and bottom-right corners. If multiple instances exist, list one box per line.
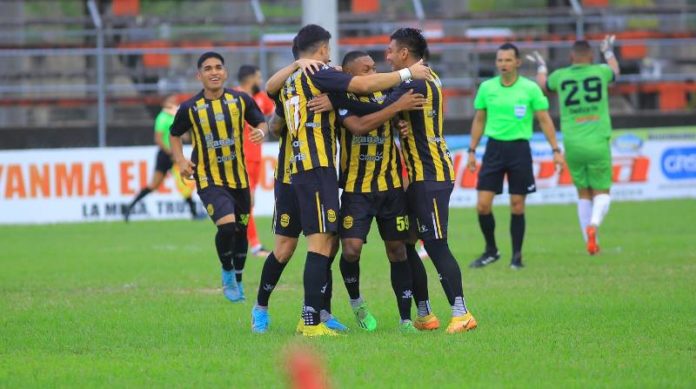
left=1, top=200, right=695, bottom=388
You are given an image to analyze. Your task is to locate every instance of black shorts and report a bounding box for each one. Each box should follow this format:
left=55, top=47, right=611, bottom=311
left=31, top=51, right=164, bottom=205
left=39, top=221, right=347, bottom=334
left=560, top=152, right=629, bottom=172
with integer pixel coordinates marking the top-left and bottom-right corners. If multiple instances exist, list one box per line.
left=198, top=185, right=250, bottom=226
left=155, top=149, right=173, bottom=173
left=339, top=189, right=410, bottom=242
left=273, top=181, right=302, bottom=238
left=290, top=167, right=339, bottom=236
left=477, top=138, right=536, bottom=195
left=407, top=181, right=453, bottom=241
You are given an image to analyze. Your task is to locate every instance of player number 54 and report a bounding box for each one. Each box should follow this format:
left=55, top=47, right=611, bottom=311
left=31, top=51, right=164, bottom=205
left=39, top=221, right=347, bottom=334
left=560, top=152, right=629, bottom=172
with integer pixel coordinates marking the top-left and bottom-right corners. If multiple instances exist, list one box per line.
left=396, top=216, right=409, bottom=232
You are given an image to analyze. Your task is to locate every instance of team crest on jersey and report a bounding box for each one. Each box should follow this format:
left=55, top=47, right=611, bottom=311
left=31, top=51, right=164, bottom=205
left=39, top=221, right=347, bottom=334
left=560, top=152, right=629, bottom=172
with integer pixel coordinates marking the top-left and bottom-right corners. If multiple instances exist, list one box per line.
left=280, top=213, right=290, bottom=227
left=206, top=204, right=214, bottom=216
left=343, top=216, right=354, bottom=230
left=327, top=209, right=337, bottom=223
left=214, top=113, right=225, bottom=122
left=514, top=105, right=527, bottom=119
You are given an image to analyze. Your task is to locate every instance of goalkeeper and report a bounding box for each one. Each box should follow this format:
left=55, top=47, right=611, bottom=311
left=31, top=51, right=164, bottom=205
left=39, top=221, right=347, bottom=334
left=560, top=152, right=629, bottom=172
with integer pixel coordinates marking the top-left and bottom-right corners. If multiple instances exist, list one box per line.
left=528, top=36, right=621, bottom=255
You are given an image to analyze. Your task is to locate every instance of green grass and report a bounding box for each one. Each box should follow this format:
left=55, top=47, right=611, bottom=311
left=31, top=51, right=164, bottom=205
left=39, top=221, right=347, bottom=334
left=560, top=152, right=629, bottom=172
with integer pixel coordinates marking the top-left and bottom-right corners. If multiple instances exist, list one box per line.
left=1, top=200, right=695, bottom=388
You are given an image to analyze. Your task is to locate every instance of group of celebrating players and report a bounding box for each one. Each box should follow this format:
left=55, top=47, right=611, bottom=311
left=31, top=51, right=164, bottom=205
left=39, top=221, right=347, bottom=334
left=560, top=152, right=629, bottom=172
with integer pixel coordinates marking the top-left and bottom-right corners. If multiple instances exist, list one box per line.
left=167, top=24, right=620, bottom=336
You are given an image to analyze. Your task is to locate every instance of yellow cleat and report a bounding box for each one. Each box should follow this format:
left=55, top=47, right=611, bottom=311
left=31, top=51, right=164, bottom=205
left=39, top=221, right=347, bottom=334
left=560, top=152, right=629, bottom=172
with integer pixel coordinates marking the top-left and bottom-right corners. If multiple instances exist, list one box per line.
left=446, top=312, right=477, bottom=334
left=413, top=313, right=440, bottom=331
left=296, top=319, right=305, bottom=334
left=301, top=323, right=340, bottom=337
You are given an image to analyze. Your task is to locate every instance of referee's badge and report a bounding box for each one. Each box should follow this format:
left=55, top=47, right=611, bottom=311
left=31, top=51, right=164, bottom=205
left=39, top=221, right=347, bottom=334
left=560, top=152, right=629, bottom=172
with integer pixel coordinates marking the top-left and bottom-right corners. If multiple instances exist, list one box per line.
left=514, top=105, right=527, bottom=119
left=343, top=216, right=354, bottom=230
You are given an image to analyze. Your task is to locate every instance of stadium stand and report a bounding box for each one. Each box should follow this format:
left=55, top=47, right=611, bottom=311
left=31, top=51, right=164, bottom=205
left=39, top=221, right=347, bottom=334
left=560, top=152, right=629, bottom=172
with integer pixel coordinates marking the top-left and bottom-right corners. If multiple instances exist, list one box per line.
left=0, top=0, right=695, bottom=148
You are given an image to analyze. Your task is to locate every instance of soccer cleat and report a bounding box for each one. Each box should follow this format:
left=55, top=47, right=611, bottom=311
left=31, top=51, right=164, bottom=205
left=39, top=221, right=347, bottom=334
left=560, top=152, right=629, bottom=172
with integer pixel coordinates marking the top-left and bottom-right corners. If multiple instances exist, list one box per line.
left=251, top=306, right=270, bottom=333
left=469, top=251, right=501, bottom=268
left=302, top=323, right=340, bottom=337
left=295, top=319, right=305, bottom=334
left=352, top=302, right=377, bottom=332
left=399, top=321, right=419, bottom=334
left=510, top=253, right=524, bottom=270
left=251, top=245, right=271, bottom=258
left=445, top=312, right=478, bottom=334
left=586, top=225, right=600, bottom=255
left=413, top=313, right=440, bottom=331
left=221, top=270, right=242, bottom=302
left=324, top=317, right=349, bottom=332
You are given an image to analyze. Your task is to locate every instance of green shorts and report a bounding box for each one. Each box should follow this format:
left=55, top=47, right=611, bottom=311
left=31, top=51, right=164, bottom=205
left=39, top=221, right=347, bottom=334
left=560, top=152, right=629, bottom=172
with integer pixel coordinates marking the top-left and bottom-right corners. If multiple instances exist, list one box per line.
left=565, top=141, right=612, bottom=190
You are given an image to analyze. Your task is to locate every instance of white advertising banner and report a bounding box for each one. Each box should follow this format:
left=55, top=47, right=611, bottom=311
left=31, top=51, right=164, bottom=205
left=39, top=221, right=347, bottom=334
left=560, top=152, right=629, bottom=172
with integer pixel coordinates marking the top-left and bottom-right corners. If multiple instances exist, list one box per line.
left=1, top=127, right=695, bottom=224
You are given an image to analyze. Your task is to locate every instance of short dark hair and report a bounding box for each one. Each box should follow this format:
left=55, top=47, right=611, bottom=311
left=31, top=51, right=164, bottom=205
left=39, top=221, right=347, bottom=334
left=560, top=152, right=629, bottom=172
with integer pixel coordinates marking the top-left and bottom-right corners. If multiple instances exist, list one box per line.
left=291, top=36, right=299, bottom=60
left=572, top=40, right=592, bottom=54
left=237, top=65, right=259, bottom=82
left=498, top=43, right=520, bottom=58
left=342, top=50, right=370, bottom=68
left=197, top=51, right=225, bottom=69
left=295, top=24, right=331, bottom=55
left=390, top=28, right=428, bottom=60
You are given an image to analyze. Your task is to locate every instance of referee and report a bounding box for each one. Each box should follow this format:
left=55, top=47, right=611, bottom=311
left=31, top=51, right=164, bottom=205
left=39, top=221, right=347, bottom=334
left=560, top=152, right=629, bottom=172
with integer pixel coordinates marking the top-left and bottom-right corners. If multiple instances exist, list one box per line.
left=468, top=43, right=564, bottom=269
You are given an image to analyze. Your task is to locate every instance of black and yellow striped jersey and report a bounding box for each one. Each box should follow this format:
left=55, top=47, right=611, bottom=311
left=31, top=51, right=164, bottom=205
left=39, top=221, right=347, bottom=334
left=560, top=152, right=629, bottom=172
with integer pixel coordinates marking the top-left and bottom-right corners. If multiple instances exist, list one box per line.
left=389, top=72, right=454, bottom=183
left=337, top=91, right=403, bottom=193
left=171, top=88, right=265, bottom=189
left=270, top=94, right=294, bottom=185
left=279, top=66, right=354, bottom=174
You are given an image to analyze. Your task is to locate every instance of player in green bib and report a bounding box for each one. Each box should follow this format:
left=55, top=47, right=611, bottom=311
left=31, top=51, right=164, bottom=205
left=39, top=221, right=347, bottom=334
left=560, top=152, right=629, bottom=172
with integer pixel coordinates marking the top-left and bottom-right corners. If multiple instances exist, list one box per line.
left=468, top=43, right=564, bottom=270
left=124, top=94, right=199, bottom=221
left=528, top=37, right=620, bottom=255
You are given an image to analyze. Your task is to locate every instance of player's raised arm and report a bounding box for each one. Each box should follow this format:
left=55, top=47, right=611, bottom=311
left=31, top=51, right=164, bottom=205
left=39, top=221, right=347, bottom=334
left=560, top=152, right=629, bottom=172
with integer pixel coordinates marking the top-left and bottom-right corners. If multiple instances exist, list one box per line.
left=600, top=35, right=621, bottom=77
left=467, top=110, right=486, bottom=172
left=526, top=51, right=549, bottom=92
left=346, top=59, right=432, bottom=95
left=341, top=90, right=426, bottom=135
left=265, top=58, right=326, bottom=95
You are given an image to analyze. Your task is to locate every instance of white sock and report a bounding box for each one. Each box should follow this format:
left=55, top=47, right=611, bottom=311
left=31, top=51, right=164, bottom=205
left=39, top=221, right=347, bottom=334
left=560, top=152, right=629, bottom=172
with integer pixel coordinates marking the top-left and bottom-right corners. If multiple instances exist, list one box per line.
left=590, top=194, right=611, bottom=227
left=577, top=199, right=592, bottom=242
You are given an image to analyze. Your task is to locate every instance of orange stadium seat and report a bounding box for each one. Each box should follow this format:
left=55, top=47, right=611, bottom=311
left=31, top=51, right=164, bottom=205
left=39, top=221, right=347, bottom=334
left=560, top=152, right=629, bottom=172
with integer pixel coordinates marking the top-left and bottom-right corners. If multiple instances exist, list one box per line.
left=112, top=0, right=140, bottom=17
left=352, top=0, right=380, bottom=13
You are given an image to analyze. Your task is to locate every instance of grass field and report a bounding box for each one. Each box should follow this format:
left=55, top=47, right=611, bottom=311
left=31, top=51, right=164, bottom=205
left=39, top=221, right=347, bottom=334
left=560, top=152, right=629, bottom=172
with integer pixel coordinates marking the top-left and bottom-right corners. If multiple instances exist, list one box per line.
left=1, top=200, right=695, bottom=388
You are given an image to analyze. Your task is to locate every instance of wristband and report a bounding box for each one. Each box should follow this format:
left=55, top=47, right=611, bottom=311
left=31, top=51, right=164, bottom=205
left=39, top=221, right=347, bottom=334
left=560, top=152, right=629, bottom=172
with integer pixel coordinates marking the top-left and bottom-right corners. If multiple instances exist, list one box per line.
left=552, top=147, right=562, bottom=154
left=467, top=147, right=476, bottom=154
left=537, top=65, right=548, bottom=74
left=398, top=68, right=412, bottom=82
left=602, top=51, right=615, bottom=61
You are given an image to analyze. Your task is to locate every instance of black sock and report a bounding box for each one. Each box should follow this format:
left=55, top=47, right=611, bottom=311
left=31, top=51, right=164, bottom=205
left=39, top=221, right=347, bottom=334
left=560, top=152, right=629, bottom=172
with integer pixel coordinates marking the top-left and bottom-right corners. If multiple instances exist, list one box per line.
left=256, top=252, right=287, bottom=306
left=324, top=255, right=336, bottom=313
left=424, top=240, right=464, bottom=306
left=390, top=260, right=414, bottom=321
left=185, top=197, right=197, bottom=217
left=478, top=213, right=497, bottom=253
left=339, top=254, right=360, bottom=300
left=303, top=252, right=328, bottom=326
left=510, top=213, right=525, bottom=256
left=406, top=243, right=430, bottom=303
left=215, top=223, right=236, bottom=271
left=233, top=229, right=248, bottom=282
left=128, top=188, right=152, bottom=210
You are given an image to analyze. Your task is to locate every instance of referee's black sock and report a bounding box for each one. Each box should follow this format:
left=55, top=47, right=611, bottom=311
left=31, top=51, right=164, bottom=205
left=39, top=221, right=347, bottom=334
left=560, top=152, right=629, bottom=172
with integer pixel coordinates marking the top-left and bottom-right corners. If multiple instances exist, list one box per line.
left=233, top=229, right=248, bottom=282
left=303, top=252, right=329, bottom=326
left=510, top=213, right=526, bottom=256
left=184, top=197, right=197, bottom=218
left=256, top=252, right=287, bottom=307
left=323, top=254, right=336, bottom=314
left=339, top=254, right=360, bottom=300
left=390, top=259, right=414, bottom=321
left=129, top=188, right=152, bottom=209
left=406, top=243, right=431, bottom=316
left=215, top=223, right=236, bottom=271
left=423, top=239, right=464, bottom=307
left=478, top=213, right=498, bottom=253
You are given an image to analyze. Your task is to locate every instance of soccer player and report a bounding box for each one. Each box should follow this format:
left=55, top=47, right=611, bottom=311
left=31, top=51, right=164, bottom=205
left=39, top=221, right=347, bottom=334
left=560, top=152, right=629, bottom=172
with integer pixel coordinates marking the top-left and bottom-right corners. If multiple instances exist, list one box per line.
left=251, top=45, right=349, bottom=334
left=528, top=36, right=620, bottom=255
left=467, top=43, right=564, bottom=269
left=308, top=51, right=427, bottom=333
left=272, top=24, right=432, bottom=336
left=169, top=52, right=267, bottom=303
left=123, top=94, right=198, bottom=222
left=235, top=65, right=275, bottom=258
left=386, top=27, right=477, bottom=334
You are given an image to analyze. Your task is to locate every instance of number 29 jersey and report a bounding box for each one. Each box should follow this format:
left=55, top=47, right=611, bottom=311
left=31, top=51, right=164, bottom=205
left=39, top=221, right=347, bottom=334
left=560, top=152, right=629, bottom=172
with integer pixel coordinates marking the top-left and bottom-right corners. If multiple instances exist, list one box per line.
left=547, top=63, right=615, bottom=145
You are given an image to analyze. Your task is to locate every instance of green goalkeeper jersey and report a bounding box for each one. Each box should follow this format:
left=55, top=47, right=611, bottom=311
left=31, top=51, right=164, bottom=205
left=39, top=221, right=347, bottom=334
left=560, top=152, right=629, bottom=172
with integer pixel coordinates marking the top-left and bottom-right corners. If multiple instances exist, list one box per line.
left=547, top=63, right=615, bottom=146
